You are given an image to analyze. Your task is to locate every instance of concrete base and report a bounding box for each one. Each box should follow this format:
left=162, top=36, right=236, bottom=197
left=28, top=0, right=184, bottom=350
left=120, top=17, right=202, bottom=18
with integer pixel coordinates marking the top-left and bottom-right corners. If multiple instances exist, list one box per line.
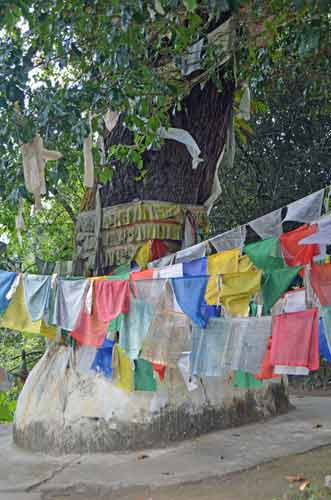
left=13, top=345, right=289, bottom=454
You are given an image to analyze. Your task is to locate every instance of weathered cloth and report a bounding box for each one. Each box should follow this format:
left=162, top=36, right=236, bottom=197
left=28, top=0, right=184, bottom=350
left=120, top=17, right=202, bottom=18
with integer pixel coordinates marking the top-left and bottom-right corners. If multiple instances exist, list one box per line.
left=270, top=308, right=319, bottom=371
left=311, top=262, right=331, bottom=306
left=280, top=224, right=319, bottom=275
left=133, top=241, right=151, bottom=269
left=50, top=279, right=88, bottom=331
left=23, top=274, right=51, bottom=321
left=70, top=307, right=108, bottom=347
left=158, top=127, right=203, bottom=170
left=274, top=366, right=309, bottom=376
left=0, top=282, right=56, bottom=339
left=209, top=226, right=246, bottom=253
left=219, top=270, right=262, bottom=317
left=119, top=298, right=155, bottom=359
left=299, top=216, right=331, bottom=245
left=134, top=359, right=157, bottom=392
left=262, top=266, right=302, bottom=314
left=191, top=318, right=232, bottom=377
left=75, top=345, right=96, bottom=375
left=178, top=352, right=198, bottom=392
left=205, top=248, right=240, bottom=305
left=171, top=276, right=208, bottom=328
left=249, top=208, right=283, bottom=239
left=321, top=306, right=331, bottom=351
left=131, top=278, right=166, bottom=306
left=140, top=283, right=191, bottom=367
left=319, top=318, right=331, bottom=363
left=244, top=237, right=284, bottom=271
left=175, top=242, right=207, bottom=264
left=21, top=134, right=62, bottom=209
left=157, top=263, right=183, bottom=279
left=112, top=344, right=134, bottom=392
left=233, top=370, right=263, bottom=389
left=94, top=279, right=130, bottom=322
left=254, top=337, right=279, bottom=380
left=91, top=338, right=115, bottom=379
left=183, top=257, right=207, bottom=276
left=229, top=316, right=272, bottom=374
left=0, top=271, right=18, bottom=315
left=283, top=189, right=324, bottom=223
left=282, top=288, right=306, bottom=313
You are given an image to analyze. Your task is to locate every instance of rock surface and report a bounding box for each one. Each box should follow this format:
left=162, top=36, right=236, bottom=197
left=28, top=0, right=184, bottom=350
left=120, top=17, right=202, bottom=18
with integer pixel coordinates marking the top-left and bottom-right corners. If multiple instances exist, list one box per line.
left=14, top=344, right=289, bottom=454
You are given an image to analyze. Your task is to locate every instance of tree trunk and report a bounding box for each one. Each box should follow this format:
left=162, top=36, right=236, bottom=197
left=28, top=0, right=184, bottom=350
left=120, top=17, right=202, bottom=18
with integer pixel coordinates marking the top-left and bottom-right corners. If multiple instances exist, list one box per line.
left=101, top=79, right=234, bottom=207
left=75, top=77, right=234, bottom=275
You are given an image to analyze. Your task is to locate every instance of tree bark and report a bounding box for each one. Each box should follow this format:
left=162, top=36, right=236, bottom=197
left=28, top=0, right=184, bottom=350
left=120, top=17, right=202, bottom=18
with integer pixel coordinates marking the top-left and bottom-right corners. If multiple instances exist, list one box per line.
left=101, top=78, right=234, bottom=208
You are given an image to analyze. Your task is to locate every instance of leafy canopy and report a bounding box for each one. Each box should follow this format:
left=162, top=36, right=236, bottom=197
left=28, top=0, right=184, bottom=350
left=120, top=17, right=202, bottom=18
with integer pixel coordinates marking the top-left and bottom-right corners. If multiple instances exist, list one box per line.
left=0, top=0, right=329, bottom=257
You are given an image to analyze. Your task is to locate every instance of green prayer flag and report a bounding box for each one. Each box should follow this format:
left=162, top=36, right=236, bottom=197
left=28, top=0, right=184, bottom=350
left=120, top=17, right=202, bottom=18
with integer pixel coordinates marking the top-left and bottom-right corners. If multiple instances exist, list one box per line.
left=108, top=314, right=124, bottom=334
left=244, top=237, right=284, bottom=271
left=262, top=265, right=302, bottom=314
left=233, top=370, right=263, bottom=389
left=107, top=265, right=131, bottom=280
left=134, top=359, right=157, bottom=391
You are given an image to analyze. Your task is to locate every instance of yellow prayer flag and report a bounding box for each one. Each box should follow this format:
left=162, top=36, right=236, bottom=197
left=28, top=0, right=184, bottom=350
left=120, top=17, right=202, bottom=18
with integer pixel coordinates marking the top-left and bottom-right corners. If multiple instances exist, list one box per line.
left=205, top=248, right=240, bottom=305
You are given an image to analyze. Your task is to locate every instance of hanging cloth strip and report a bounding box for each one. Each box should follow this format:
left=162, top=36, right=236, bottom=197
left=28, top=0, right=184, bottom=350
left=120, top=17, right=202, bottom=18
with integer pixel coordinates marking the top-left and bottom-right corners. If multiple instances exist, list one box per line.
left=0, top=282, right=56, bottom=339
left=191, top=317, right=233, bottom=377
left=209, top=226, right=247, bottom=253
left=0, top=271, right=18, bottom=315
left=280, top=224, right=319, bottom=277
left=112, top=344, right=134, bottom=392
left=151, top=240, right=168, bottom=261
left=283, top=189, right=324, bottom=223
left=262, top=265, right=302, bottom=314
left=50, top=278, right=88, bottom=331
left=157, top=263, right=183, bottom=279
left=229, top=316, right=272, bottom=374
left=175, top=242, right=207, bottom=264
left=178, top=352, right=198, bottom=392
left=23, top=274, right=51, bottom=321
left=21, top=134, right=62, bottom=209
left=299, top=216, right=331, bottom=246
left=94, top=279, right=130, bottom=322
left=130, top=268, right=155, bottom=280
left=152, top=362, right=166, bottom=381
left=75, top=345, right=97, bottom=375
left=83, top=112, right=94, bottom=188
left=133, top=241, right=152, bottom=269
left=70, top=307, right=109, bottom=348
left=248, top=208, right=283, bottom=239
left=131, top=278, right=167, bottom=307
left=91, top=338, right=115, bottom=379
left=118, top=298, right=155, bottom=359
left=171, top=276, right=209, bottom=328
left=319, top=318, right=331, bottom=363
left=134, top=359, right=157, bottom=391
left=244, top=237, right=284, bottom=271
left=233, top=371, right=263, bottom=389
left=274, top=366, right=310, bottom=376
left=270, top=308, right=319, bottom=372
left=140, top=283, right=192, bottom=367
left=255, top=337, right=280, bottom=380
left=205, top=248, right=240, bottom=305
left=219, top=269, right=262, bottom=317
left=183, top=257, right=207, bottom=276
left=321, top=306, right=331, bottom=352
left=310, top=262, right=331, bottom=306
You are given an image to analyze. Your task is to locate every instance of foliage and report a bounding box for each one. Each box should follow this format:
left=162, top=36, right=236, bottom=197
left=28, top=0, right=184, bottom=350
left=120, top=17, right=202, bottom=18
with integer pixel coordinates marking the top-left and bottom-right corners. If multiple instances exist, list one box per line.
left=0, top=1, right=329, bottom=227
left=210, top=69, right=331, bottom=234
left=0, top=390, right=17, bottom=422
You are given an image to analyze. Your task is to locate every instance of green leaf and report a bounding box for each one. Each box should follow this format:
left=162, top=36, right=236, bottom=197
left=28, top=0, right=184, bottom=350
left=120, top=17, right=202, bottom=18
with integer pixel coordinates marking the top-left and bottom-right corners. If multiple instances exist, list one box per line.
left=183, top=0, right=198, bottom=12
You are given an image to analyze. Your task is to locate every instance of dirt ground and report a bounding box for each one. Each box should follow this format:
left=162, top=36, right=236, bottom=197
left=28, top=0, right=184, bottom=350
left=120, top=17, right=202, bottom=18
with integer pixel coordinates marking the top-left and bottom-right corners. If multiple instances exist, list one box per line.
left=44, top=446, right=331, bottom=500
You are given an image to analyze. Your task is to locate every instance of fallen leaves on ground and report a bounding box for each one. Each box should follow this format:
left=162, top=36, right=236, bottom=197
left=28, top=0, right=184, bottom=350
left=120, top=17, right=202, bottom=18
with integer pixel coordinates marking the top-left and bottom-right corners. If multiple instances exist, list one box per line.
left=286, top=475, right=306, bottom=482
